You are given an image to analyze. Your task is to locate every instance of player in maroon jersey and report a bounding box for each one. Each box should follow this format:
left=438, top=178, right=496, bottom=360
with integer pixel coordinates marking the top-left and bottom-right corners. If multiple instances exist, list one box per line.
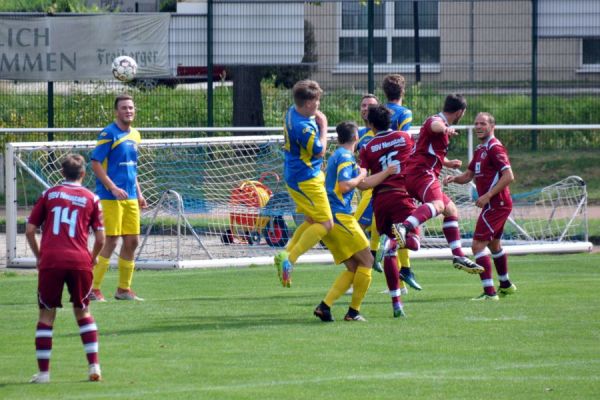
left=25, top=154, right=105, bottom=383
left=395, top=94, right=484, bottom=275
left=359, top=104, right=420, bottom=318
left=444, top=112, right=517, bottom=300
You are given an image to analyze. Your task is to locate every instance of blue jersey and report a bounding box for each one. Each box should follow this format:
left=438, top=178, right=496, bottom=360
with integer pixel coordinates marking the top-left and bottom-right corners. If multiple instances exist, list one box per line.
left=326, top=147, right=360, bottom=215
left=386, top=102, right=413, bottom=131
left=91, top=122, right=141, bottom=200
left=283, top=105, right=325, bottom=190
left=357, top=127, right=376, bottom=152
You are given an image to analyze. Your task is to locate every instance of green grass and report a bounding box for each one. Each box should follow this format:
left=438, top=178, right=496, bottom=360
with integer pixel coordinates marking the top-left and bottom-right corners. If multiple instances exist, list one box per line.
left=1, top=253, right=600, bottom=399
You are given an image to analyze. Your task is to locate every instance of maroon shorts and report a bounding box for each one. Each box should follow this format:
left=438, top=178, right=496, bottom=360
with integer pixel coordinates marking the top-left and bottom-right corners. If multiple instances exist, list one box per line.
left=373, top=190, right=418, bottom=237
left=404, top=171, right=451, bottom=206
left=37, top=268, right=93, bottom=310
left=473, top=206, right=512, bottom=242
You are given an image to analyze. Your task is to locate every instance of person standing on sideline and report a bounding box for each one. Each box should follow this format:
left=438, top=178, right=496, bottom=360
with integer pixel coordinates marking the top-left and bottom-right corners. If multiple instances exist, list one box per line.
left=443, top=112, right=517, bottom=300
left=359, top=104, right=421, bottom=318
left=314, top=121, right=397, bottom=322
left=26, top=154, right=105, bottom=383
left=380, top=74, right=420, bottom=290
left=394, top=94, right=484, bottom=274
left=90, top=94, right=147, bottom=301
left=274, top=80, right=332, bottom=287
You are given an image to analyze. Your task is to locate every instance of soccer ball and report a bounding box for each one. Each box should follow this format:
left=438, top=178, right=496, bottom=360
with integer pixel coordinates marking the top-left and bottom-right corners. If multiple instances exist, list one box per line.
left=111, top=56, right=137, bottom=82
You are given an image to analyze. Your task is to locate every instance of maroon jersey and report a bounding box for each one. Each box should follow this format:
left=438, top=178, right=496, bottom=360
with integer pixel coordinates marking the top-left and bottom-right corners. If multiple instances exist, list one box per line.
left=359, top=129, right=414, bottom=196
left=28, top=182, right=104, bottom=271
left=468, top=136, right=513, bottom=208
left=404, top=113, right=449, bottom=178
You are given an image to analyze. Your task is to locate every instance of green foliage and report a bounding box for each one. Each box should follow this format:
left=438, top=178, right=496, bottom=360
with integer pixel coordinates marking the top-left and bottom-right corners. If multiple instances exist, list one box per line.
left=0, top=0, right=106, bottom=12
left=1, top=253, right=600, bottom=398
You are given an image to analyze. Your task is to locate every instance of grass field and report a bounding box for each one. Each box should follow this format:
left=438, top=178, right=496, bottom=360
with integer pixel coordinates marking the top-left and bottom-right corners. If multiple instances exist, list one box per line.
left=1, top=253, right=599, bottom=399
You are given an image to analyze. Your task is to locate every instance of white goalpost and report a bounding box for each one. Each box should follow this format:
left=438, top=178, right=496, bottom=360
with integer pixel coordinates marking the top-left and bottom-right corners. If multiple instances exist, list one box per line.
left=4, top=129, right=592, bottom=269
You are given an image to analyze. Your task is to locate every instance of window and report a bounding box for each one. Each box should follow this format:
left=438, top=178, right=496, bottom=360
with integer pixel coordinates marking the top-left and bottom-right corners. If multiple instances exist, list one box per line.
left=338, top=0, right=440, bottom=70
left=582, top=38, right=600, bottom=65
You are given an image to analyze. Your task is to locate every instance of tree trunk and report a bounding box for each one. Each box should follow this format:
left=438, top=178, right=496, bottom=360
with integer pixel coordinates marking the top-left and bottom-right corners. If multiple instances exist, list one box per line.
left=231, top=66, right=265, bottom=133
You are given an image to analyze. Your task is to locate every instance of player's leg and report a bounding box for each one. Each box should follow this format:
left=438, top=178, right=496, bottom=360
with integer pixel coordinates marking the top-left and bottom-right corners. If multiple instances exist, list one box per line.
left=442, top=198, right=484, bottom=274
left=115, top=200, right=143, bottom=300
left=31, top=269, right=62, bottom=383
left=345, top=247, right=373, bottom=321
left=314, top=222, right=356, bottom=322
left=492, top=243, right=516, bottom=296
left=68, top=269, right=102, bottom=381
left=471, top=239, right=498, bottom=300
left=91, top=200, right=120, bottom=300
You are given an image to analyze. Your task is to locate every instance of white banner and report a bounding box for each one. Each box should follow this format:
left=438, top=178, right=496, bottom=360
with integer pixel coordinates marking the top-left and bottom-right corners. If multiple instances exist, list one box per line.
left=0, top=14, right=170, bottom=81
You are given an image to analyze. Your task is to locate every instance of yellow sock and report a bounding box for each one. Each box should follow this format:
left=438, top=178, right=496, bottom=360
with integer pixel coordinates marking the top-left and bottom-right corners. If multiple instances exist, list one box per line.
left=398, top=248, right=410, bottom=269
left=92, top=255, right=110, bottom=289
left=324, top=270, right=355, bottom=307
left=369, top=218, right=380, bottom=250
left=117, top=257, right=135, bottom=290
left=350, top=266, right=372, bottom=311
left=286, top=221, right=311, bottom=252
left=288, top=223, right=328, bottom=264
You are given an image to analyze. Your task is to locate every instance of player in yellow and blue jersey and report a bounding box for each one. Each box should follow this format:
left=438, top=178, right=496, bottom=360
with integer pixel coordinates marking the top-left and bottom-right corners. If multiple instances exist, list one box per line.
left=90, top=94, right=147, bottom=302
left=314, top=121, right=397, bottom=322
left=275, top=80, right=332, bottom=288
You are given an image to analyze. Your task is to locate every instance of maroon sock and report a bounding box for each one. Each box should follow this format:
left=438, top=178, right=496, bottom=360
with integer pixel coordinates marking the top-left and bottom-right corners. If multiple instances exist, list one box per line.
left=78, top=317, right=99, bottom=365
left=475, top=252, right=496, bottom=295
left=442, top=216, right=465, bottom=257
left=383, top=253, right=402, bottom=309
left=492, top=249, right=511, bottom=288
left=35, top=322, right=53, bottom=372
left=404, top=203, right=435, bottom=231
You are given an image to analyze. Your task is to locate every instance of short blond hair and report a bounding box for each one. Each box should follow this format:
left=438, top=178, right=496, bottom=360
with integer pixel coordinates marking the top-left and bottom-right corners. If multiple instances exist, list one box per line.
left=292, top=80, right=323, bottom=107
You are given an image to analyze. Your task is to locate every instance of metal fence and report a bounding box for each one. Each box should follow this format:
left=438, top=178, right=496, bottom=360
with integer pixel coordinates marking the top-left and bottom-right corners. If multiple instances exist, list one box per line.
left=1, top=1, right=600, bottom=145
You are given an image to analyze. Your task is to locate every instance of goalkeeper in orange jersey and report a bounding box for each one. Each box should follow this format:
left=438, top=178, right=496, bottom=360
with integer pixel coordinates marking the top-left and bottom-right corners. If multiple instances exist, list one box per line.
left=274, top=80, right=332, bottom=287
left=314, top=121, right=398, bottom=322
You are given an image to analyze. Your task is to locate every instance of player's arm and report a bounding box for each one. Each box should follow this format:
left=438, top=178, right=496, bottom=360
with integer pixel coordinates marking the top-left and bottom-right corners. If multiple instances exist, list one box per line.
left=91, top=229, right=106, bottom=265
left=136, top=178, right=147, bottom=208
left=475, top=166, right=514, bottom=208
left=315, top=110, right=328, bottom=157
left=443, top=157, right=462, bottom=169
left=25, top=223, right=40, bottom=262
left=338, top=167, right=368, bottom=194
left=91, top=160, right=128, bottom=200
left=432, top=118, right=459, bottom=137
left=357, top=165, right=397, bottom=190
left=444, top=169, right=474, bottom=185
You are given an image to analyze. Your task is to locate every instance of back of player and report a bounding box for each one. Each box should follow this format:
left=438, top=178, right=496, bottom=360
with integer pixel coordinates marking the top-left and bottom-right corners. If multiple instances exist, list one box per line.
left=404, top=113, right=449, bottom=178
left=26, top=154, right=105, bottom=384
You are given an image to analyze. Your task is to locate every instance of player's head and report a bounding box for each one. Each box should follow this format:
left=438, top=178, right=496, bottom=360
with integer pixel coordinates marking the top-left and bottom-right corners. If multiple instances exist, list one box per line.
left=61, top=153, right=86, bottom=182
left=293, top=80, right=323, bottom=116
left=366, top=104, right=392, bottom=132
left=114, top=94, right=136, bottom=126
left=443, top=93, right=467, bottom=124
left=360, top=94, right=379, bottom=122
left=382, top=74, right=406, bottom=102
left=474, top=112, right=496, bottom=141
left=336, top=121, right=359, bottom=145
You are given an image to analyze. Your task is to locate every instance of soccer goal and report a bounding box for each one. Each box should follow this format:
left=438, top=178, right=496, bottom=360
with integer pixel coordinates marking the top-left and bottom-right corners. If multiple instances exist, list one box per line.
left=4, top=134, right=592, bottom=269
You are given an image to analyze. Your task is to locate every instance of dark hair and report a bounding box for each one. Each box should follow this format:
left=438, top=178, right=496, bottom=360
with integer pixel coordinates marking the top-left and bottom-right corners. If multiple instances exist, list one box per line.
left=443, top=94, right=467, bottom=113
left=292, top=80, right=323, bottom=107
left=382, top=74, right=405, bottom=101
left=367, top=104, right=392, bottom=131
left=114, top=94, right=134, bottom=109
left=61, top=153, right=86, bottom=181
left=360, top=93, right=379, bottom=104
left=336, top=121, right=358, bottom=144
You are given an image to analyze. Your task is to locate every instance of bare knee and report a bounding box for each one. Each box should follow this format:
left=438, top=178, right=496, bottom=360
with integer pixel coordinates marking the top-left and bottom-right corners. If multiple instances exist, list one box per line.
left=442, top=201, right=458, bottom=218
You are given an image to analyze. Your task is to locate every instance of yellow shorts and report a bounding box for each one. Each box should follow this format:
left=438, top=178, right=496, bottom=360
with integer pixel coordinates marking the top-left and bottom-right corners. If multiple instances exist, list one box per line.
left=321, top=213, right=369, bottom=265
left=100, top=199, right=140, bottom=236
left=287, top=173, right=333, bottom=223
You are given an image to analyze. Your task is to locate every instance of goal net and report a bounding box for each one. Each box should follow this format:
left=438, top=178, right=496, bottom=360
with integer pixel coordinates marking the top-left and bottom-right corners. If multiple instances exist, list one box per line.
left=5, top=134, right=591, bottom=269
